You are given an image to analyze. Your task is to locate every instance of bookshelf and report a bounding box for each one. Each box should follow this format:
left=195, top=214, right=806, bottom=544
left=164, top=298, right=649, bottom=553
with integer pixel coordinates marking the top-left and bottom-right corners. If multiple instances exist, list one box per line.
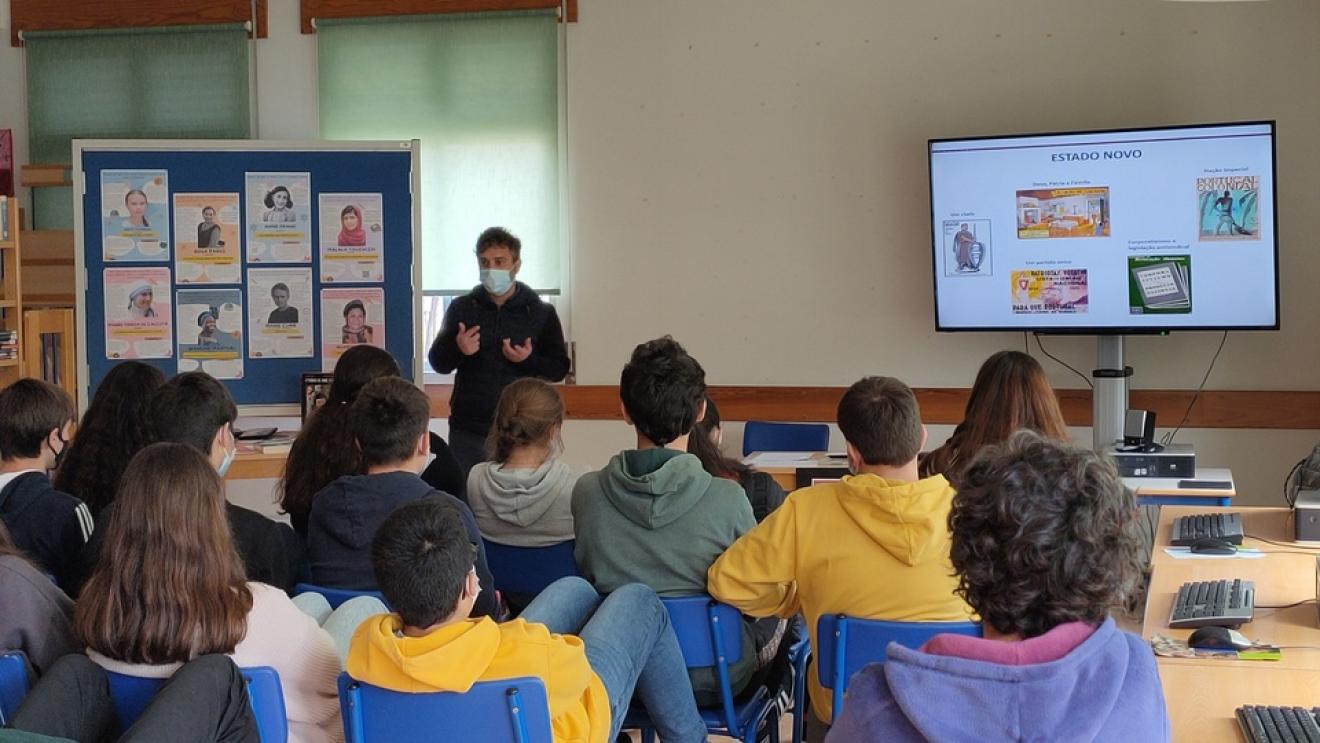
left=0, top=196, right=23, bottom=386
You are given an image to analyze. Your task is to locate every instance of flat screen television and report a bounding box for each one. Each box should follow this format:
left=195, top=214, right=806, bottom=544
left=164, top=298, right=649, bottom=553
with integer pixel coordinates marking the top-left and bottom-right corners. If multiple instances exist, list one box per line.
left=928, top=121, right=1278, bottom=332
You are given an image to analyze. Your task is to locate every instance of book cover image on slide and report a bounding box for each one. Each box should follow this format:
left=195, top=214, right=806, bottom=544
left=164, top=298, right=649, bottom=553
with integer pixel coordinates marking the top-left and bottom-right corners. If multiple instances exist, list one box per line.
left=942, top=220, right=992, bottom=277
left=1197, top=175, right=1258, bottom=241
left=1129, top=255, right=1191, bottom=314
left=1016, top=188, right=1110, bottom=239
left=1010, top=269, right=1089, bottom=314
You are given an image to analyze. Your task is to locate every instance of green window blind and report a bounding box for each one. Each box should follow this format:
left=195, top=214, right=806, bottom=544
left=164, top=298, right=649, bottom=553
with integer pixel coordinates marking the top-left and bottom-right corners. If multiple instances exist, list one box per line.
left=318, top=12, right=561, bottom=293
left=25, top=25, right=251, bottom=228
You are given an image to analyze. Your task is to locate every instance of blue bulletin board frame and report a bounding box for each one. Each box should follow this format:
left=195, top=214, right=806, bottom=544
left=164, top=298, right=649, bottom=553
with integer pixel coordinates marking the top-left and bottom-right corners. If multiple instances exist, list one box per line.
left=73, top=140, right=422, bottom=412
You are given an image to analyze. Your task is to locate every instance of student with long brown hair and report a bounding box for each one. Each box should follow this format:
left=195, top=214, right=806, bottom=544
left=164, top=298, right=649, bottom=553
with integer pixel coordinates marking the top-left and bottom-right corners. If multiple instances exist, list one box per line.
left=687, top=396, right=786, bottom=522
left=920, top=350, right=1069, bottom=487
left=0, top=519, right=78, bottom=677
left=79, top=443, right=343, bottom=743
left=466, top=378, right=578, bottom=546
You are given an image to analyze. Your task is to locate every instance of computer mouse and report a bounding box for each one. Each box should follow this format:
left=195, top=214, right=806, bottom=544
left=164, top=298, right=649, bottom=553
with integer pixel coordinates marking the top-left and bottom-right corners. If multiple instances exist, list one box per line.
left=1189, top=537, right=1238, bottom=555
left=1187, top=626, right=1252, bottom=650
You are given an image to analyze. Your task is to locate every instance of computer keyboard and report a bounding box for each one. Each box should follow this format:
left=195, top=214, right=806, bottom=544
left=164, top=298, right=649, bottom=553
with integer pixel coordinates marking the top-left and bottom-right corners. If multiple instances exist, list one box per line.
left=1169, top=578, right=1254, bottom=629
left=1237, top=705, right=1320, bottom=742
left=1171, top=512, right=1244, bottom=546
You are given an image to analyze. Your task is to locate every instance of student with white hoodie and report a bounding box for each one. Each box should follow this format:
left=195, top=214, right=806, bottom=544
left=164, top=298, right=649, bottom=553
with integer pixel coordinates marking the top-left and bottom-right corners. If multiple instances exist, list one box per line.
left=466, top=378, right=578, bottom=547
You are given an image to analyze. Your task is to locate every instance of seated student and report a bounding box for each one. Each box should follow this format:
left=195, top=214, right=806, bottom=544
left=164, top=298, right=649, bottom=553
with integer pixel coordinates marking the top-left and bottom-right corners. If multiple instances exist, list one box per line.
left=707, top=376, right=972, bottom=728
left=466, top=378, right=577, bottom=547
left=280, top=345, right=464, bottom=538
left=78, top=443, right=342, bottom=743
left=144, top=372, right=304, bottom=591
left=687, top=396, right=787, bottom=522
left=0, top=379, right=93, bottom=593
left=306, top=377, right=497, bottom=618
left=10, top=654, right=259, bottom=743
left=53, top=361, right=166, bottom=520
left=0, top=520, right=79, bottom=678
left=827, top=432, right=1169, bottom=741
left=573, top=336, right=780, bottom=705
left=919, top=349, right=1069, bottom=487
left=347, top=498, right=706, bottom=743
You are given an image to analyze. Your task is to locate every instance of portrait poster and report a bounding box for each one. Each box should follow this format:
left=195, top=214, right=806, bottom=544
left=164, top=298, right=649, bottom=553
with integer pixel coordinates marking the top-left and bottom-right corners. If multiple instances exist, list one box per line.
left=320, top=287, right=385, bottom=370
left=245, top=172, right=311, bottom=263
left=318, top=193, right=384, bottom=283
left=103, top=267, right=172, bottom=359
left=247, top=268, right=314, bottom=359
left=101, top=170, right=170, bottom=261
left=177, top=288, right=244, bottom=379
left=174, top=193, right=241, bottom=284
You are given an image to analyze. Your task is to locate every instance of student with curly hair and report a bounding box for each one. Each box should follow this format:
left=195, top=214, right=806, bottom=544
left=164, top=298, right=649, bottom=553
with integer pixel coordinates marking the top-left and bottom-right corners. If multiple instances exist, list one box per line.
left=828, top=431, right=1169, bottom=741
left=54, top=361, right=166, bottom=519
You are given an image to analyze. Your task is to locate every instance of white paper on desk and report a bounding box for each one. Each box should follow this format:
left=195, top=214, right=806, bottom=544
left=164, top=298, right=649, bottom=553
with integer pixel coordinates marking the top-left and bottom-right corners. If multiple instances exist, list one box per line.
left=743, top=451, right=819, bottom=466
left=1163, top=548, right=1266, bottom=560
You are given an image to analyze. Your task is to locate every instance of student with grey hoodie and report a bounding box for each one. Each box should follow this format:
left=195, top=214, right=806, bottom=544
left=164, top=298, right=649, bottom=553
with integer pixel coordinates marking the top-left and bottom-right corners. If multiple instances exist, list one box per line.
left=467, top=379, right=578, bottom=547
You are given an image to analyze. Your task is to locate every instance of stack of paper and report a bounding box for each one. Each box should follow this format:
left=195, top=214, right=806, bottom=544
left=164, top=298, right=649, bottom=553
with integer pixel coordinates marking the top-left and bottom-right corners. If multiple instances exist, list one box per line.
left=1131, top=261, right=1190, bottom=310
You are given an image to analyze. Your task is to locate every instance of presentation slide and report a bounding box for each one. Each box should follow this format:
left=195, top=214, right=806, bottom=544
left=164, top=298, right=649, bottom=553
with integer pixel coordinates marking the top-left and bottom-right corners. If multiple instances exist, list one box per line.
left=929, top=122, right=1277, bottom=331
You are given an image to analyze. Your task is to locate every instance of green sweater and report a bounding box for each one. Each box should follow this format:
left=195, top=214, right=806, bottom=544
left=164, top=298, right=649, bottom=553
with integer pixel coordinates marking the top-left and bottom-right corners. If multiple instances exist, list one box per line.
left=572, top=448, right=759, bottom=702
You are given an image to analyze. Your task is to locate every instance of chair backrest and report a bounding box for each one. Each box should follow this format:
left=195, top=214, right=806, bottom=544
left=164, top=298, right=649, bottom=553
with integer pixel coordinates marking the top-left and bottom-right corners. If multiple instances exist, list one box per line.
left=742, top=421, right=830, bottom=456
left=338, top=673, right=553, bottom=743
left=482, top=540, right=579, bottom=598
left=106, top=666, right=288, bottom=743
left=660, top=596, right=746, bottom=733
left=0, top=651, right=31, bottom=726
left=293, top=582, right=388, bottom=610
left=816, top=615, right=981, bottom=722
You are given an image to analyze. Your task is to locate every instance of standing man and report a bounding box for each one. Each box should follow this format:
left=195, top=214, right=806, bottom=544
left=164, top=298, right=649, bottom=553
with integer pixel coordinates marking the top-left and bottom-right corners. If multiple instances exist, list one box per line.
left=429, top=227, right=570, bottom=475
left=953, top=223, right=976, bottom=271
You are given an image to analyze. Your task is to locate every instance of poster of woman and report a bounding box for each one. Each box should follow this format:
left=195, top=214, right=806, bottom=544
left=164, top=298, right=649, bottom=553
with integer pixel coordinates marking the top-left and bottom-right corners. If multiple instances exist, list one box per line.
left=319, top=287, right=385, bottom=370
left=174, top=193, right=240, bottom=283
left=177, top=288, right=244, bottom=379
left=245, top=172, right=311, bottom=263
left=247, top=268, right=314, bottom=358
left=101, top=170, right=169, bottom=261
left=318, top=193, right=384, bottom=282
left=103, top=268, right=172, bottom=359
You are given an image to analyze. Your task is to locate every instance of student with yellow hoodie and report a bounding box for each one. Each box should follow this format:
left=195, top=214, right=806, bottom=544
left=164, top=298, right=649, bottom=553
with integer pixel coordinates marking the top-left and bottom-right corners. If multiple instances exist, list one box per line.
left=707, top=376, right=972, bottom=732
left=346, top=498, right=706, bottom=743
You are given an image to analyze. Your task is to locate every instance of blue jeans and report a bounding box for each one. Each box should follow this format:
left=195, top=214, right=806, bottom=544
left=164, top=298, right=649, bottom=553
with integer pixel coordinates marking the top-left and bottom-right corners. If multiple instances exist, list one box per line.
left=521, top=577, right=706, bottom=743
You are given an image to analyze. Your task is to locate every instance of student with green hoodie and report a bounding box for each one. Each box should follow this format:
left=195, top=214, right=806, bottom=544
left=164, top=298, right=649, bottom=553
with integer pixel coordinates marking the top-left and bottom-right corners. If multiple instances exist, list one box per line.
left=572, top=336, right=781, bottom=705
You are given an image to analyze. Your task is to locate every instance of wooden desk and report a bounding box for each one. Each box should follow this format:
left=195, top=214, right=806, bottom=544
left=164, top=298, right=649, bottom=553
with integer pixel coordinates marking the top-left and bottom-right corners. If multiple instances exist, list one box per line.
left=1127, top=468, right=1236, bottom=507
left=1145, top=506, right=1320, bottom=740
left=745, top=452, right=846, bottom=491
left=229, top=448, right=289, bottom=480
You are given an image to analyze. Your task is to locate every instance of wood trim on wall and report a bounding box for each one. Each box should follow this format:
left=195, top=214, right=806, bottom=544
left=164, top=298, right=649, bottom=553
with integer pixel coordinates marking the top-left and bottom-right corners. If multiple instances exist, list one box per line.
left=11, top=0, right=267, bottom=47
left=424, top=384, right=1320, bottom=430
left=300, top=0, right=576, bottom=34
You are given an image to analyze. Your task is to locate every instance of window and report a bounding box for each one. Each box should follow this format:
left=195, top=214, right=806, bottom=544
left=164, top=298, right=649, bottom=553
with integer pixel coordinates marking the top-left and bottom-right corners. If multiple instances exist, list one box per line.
left=24, top=25, right=251, bottom=228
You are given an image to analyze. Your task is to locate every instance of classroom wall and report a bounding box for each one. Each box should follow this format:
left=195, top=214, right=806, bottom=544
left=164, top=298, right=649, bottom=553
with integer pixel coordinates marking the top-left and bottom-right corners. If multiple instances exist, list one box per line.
left=4, top=0, right=1318, bottom=511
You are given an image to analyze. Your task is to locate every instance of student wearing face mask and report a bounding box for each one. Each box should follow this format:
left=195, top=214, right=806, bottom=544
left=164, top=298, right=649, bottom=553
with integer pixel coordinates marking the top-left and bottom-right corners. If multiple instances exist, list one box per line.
left=428, top=227, right=570, bottom=475
left=0, top=379, right=93, bottom=594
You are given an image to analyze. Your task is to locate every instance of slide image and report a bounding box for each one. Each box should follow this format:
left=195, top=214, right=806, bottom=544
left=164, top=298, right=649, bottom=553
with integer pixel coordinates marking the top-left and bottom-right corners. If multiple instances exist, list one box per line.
left=1010, top=269, right=1089, bottom=314
left=1129, top=255, right=1191, bottom=314
left=942, top=219, right=992, bottom=277
left=1016, top=188, right=1110, bottom=239
left=1197, top=176, right=1258, bottom=241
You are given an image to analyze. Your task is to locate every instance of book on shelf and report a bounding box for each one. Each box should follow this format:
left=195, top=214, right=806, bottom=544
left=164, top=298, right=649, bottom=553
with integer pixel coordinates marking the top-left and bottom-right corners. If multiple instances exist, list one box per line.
left=0, top=194, right=8, bottom=241
left=0, top=129, right=11, bottom=197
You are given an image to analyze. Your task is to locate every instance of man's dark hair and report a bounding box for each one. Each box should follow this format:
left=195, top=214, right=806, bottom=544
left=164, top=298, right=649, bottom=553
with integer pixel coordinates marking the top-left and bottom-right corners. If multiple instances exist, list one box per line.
left=475, top=227, right=521, bottom=260
left=836, top=376, right=923, bottom=466
left=0, top=379, right=76, bottom=460
left=619, top=336, right=706, bottom=447
left=148, top=372, right=237, bottom=457
left=949, top=430, right=1145, bottom=638
left=348, top=377, right=430, bottom=468
left=371, top=498, right=476, bottom=628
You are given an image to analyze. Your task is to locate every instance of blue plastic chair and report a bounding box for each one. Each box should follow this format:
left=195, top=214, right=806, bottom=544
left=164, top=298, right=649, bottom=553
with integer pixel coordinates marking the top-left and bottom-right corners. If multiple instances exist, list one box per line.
left=337, top=673, right=553, bottom=743
left=786, top=635, right=810, bottom=743
left=482, top=539, right=579, bottom=599
left=293, top=582, right=388, bottom=609
left=627, top=596, right=781, bottom=743
left=817, top=615, right=981, bottom=723
left=742, top=421, right=830, bottom=457
left=106, top=665, right=289, bottom=743
left=0, top=651, right=31, bottom=726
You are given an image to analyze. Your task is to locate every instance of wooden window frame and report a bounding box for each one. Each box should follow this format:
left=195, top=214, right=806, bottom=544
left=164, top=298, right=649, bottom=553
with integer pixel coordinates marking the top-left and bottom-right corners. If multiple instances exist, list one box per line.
left=10, top=0, right=267, bottom=47
left=300, top=0, right=577, bottom=34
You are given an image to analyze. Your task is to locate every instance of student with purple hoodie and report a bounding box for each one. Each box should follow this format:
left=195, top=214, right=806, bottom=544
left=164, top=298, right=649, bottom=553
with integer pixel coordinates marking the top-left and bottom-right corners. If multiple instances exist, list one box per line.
left=827, top=431, right=1170, bottom=742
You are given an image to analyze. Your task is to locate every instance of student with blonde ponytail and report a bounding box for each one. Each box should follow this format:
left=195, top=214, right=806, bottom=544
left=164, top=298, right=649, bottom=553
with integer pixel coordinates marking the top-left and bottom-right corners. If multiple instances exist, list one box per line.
left=466, top=378, right=578, bottom=546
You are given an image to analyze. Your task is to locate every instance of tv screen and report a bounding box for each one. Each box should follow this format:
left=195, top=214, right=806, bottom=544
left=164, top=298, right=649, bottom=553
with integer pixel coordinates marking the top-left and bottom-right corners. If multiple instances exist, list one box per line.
left=928, top=122, right=1278, bottom=332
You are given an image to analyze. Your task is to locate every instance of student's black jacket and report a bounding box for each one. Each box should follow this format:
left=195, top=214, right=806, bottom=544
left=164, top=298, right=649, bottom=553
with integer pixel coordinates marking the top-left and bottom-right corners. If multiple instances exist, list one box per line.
left=428, top=283, right=569, bottom=436
left=306, top=470, right=498, bottom=618
left=0, top=472, right=92, bottom=594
